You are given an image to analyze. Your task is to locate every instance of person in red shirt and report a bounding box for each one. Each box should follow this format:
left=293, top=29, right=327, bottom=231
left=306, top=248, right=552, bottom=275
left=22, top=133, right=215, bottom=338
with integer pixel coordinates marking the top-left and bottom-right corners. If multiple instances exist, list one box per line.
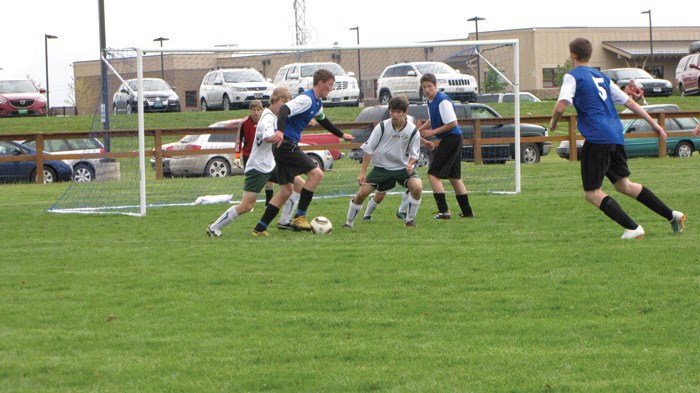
left=236, top=100, right=273, bottom=203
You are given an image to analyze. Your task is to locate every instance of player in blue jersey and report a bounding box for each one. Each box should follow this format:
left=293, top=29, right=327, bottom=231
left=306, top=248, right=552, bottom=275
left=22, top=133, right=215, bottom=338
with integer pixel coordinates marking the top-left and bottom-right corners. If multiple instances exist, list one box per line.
left=419, top=73, right=474, bottom=220
left=251, top=69, right=354, bottom=235
left=550, top=38, right=685, bottom=239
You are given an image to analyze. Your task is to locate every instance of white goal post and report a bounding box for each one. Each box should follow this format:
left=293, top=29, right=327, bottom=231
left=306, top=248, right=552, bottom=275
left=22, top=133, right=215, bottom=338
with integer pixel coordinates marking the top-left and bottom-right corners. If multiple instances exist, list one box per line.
left=49, top=39, right=521, bottom=216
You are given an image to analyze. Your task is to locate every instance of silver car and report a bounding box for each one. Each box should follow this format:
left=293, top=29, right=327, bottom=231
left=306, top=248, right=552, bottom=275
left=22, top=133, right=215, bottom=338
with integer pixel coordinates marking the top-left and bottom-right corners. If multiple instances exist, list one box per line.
left=151, top=118, right=334, bottom=177
left=113, top=78, right=181, bottom=114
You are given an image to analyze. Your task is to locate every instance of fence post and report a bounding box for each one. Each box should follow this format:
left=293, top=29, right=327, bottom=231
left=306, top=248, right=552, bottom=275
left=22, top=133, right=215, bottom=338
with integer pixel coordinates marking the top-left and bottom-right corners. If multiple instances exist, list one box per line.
left=473, top=119, right=482, bottom=165
left=568, top=116, right=578, bottom=162
left=35, top=133, right=45, bottom=183
left=154, top=129, right=163, bottom=179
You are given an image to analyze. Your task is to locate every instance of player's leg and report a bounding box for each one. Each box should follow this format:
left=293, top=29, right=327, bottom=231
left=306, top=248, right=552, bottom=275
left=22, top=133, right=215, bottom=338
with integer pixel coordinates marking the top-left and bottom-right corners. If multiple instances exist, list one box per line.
left=345, top=183, right=375, bottom=228
left=450, top=177, right=473, bottom=218
left=279, top=176, right=305, bottom=230
left=290, top=154, right=323, bottom=231
left=404, top=177, right=423, bottom=226
left=582, top=143, right=641, bottom=238
left=264, top=181, right=274, bottom=205
left=208, top=170, right=268, bottom=237
left=252, top=183, right=292, bottom=236
left=396, top=189, right=410, bottom=220
left=363, top=191, right=386, bottom=220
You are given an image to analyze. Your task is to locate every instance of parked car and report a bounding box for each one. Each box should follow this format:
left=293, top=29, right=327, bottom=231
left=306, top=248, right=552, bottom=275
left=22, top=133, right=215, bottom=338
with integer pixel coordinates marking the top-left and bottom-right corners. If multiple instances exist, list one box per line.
left=112, top=78, right=181, bottom=114
left=273, top=62, right=359, bottom=106
left=376, top=62, right=478, bottom=105
left=0, top=141, right=73, bottom=183
left=20, top=138, right=105, bottom=182
left=0, top=79, right=48, bottom=117
left=151, top=118, right=334, bottom=177
left=675, top=41, right=700, bottom=96
left=556, top=104, right=700, bottom=159
left=199, top=68, right=275, bottom=111
left=601, top=68, right=673, bottom=97
left=477, top=92, right=542, bottom=103
left=348, top=103, right=550, bottom=165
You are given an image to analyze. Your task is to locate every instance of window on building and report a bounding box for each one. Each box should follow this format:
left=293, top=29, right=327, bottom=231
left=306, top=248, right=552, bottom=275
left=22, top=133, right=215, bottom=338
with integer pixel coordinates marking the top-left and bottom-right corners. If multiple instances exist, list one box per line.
left=185, top=91, right=198, bottom=108
left=644, top=66, right=664, bottom=79
left=543, top=68, right=558, bottom=88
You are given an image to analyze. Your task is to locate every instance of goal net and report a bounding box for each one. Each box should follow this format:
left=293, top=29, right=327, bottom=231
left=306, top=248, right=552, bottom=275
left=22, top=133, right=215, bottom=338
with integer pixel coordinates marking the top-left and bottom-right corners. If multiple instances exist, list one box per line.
left=48, top=39, right=521, bottom=216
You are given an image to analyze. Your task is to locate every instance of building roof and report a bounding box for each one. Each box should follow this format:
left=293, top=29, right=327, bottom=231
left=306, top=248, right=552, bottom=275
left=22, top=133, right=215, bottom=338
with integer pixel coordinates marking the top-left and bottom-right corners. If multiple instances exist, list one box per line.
left=602, top=40, right=694, bottom=59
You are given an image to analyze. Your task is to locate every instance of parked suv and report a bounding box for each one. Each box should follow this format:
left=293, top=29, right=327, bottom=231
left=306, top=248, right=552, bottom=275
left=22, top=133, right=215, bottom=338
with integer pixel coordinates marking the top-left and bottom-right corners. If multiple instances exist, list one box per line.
left=347, top=103, right=550, bottom=165
left=199, top=68, right=275, bottom=111
left=112, top=78, right=181, bottom=114
left=601, top=68, right=673, bottom=97
left=675, top=41, right=700, bottom=96
left=376, top=62, right=478, bottom=105
left=273, top=62, right=359, bottom=106
left=0, top=79, right=47, bottom=117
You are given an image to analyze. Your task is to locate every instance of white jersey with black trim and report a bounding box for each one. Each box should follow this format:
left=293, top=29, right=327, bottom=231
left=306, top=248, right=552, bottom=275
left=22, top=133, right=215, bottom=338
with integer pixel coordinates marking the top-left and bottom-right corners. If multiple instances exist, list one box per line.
left=360, top=118, right=420, bottom=171
left=244, top=108, right=277, bottom=174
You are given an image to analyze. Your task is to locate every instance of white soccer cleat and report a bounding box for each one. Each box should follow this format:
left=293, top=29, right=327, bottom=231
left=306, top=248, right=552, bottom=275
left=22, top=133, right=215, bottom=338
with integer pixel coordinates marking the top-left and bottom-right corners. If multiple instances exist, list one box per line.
left=206, top=225, right=222, bottom=238
left=670, top=211, right=686, bottom=233
left=621, top=225, right=645, bottom=239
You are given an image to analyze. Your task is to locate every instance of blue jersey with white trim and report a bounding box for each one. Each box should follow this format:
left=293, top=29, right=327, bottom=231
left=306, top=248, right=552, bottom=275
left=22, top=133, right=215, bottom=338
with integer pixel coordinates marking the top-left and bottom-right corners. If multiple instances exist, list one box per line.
left=427, top=92, right=462, bottom=139
left=283, top=89, right=323, bottom=142
left=568, top=66, right=624, bottom=145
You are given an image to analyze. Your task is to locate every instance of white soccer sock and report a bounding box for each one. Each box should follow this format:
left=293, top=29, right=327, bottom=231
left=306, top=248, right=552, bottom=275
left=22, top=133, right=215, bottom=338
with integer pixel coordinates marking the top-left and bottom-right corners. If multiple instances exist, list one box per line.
left=405, top=195, right=421, bottom=222
left=211, top=205, right=240, bottom=230
left=279, top=192, right=300, bottom=225
left=364, top=196, right=380, bottom=218
left=398, top=189, right=410, bottom=213
left=346, top=199, right=363, bottom=227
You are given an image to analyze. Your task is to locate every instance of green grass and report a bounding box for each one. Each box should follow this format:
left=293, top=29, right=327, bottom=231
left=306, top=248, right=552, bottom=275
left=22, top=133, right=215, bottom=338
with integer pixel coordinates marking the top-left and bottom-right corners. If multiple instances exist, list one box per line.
left=1, top=152, right=698, bottom=392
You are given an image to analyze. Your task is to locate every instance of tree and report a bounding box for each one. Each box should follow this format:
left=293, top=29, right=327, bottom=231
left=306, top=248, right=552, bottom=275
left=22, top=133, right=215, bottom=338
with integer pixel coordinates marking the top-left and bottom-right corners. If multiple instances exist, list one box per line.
left=555, top=59, right=573, bottom=87
left=483, top=66, right=507, bottom=93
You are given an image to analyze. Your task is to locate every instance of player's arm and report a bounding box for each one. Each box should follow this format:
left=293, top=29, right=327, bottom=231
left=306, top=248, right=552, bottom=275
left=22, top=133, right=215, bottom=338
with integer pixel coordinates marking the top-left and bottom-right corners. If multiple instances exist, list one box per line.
left=420, top=101, right=458, bottom=138
left=315, top=113, right=354, bottom=141
left=550, top=74, right=575, bottom=131
left=549, top=100, right=569, bottom=131
left=623, top=98, right=667, bottom=141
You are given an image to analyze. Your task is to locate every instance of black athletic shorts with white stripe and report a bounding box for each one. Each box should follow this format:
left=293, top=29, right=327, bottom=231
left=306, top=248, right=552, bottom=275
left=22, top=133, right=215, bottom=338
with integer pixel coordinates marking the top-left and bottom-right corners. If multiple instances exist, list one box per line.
left=428, top=133, right=463, bottom=180
left=272, top=137, right=318, bottom=185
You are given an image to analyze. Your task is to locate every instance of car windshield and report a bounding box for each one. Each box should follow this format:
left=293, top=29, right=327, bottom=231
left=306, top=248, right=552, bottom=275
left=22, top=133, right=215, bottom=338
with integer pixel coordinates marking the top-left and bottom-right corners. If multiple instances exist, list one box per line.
left=0, top=80, right=38, bottom=93
left=415, top=63, right=456, bottom=75
left=223, top=70, right=265, bottom=83
left=616, top=69, right=654, bottom=80
left=128, top=79, right=172, bottom=91
left=300, top=63, right=346, bottom=77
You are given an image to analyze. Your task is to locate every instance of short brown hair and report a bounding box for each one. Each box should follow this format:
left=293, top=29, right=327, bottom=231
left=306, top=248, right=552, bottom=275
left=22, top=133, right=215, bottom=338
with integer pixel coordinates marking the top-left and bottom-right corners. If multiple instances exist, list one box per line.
left=388, top=95, right=409, bottom=113
left=270, top=87, right=291, bottom=104
left=313, top=69, right=335, bottom=86
left=420, top=73, right=437, bottom=86
left=569, top=38, right=592, bottom=62
left=248, top=99, right=263, bottom=109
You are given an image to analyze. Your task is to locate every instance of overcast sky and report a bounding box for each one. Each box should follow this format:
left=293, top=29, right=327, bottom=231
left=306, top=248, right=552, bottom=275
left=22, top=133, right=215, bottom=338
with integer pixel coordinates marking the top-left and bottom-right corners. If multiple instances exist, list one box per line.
left=1, top=0, right=697, bottom=107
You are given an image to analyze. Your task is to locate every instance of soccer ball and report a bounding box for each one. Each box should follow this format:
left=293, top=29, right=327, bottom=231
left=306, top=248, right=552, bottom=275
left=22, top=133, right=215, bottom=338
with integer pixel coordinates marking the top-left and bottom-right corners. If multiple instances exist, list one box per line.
left=310, top=216, right=333, bottom=234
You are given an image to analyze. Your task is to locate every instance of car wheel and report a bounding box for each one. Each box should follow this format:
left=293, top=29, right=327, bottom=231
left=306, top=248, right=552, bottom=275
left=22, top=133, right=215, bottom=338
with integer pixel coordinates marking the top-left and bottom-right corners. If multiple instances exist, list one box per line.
left=222, top=95, right=231, bottom=111
left=126, top=103, right=134, bottom=115
left=31, top=167, right=57, bottom=184
left=113, top=104, right=119, bottom=115
left=679, top=84, right=686, bottom=97
left=308, top=154, right=324, bottom=171
left=416, top=150, right=432, bottom=168
left=674, top=141, right=694, bottom=158
left=73, top=163, right=95, bottom=182
left=379, top=91, right=392, bottom=105
left=521, top=143, right=541, bottom=164
left=201, top=99, right=209, bottom=112
left=204, top=158, right=230, bottom=177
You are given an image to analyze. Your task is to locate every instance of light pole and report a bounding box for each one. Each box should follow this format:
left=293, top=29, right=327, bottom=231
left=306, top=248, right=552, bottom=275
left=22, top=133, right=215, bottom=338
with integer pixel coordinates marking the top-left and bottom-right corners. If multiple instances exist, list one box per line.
left=467, top=16, right=485, bottom=93
left=641, top=10, right=653, bottom=76
left=349, top=26, right=362, bottom=100
left=44, top=34, right=58, bottom=116
left=153, top=37, right=170, bottom=80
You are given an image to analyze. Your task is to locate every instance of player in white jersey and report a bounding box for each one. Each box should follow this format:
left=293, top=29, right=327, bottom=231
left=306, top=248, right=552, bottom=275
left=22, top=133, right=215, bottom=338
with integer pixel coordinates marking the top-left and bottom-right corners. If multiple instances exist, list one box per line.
left=345, top=96, right=423, bottom=228
left=206, top=87, right=304, bottom=237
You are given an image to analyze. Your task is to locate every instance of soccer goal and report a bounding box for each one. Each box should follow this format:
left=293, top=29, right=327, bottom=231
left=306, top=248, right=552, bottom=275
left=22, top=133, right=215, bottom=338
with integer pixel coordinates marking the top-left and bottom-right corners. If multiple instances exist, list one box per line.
left=48, top=39, right=521, bottom=216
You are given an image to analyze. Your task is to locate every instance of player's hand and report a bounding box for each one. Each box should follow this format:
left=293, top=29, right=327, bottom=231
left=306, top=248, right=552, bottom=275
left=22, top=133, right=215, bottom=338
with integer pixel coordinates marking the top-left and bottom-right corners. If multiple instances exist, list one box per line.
left=357, top=174, right=366, bottom=186
left=273, top=131, right=284, bottom=147
left=549, top=121, right=558, bottom=131
left=425, top=141, right=435, bottom=150
left=657, top=127, right=667, bottom=142
left=406, top=163, right=414, bottom=174
left=343, top=133, right=355, bottom=142
left=420, top=129, right=434, bottom=138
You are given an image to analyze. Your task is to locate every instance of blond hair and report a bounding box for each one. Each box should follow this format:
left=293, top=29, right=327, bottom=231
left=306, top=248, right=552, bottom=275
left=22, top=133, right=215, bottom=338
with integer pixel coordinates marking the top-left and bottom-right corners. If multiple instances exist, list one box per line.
left=270, top=87, right=291, bottom=104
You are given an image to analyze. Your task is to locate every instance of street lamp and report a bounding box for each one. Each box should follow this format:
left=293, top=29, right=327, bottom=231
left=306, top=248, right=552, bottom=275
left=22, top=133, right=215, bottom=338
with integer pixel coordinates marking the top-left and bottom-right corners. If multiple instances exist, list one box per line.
left=349, top=26, right=362, bottom=100
left=153, top=37, right=170, bottom=80
left=467, top=16, right=485, bottom=93
left=641, top=10, right=653, bottom=76
left=44, top=34, right=58, bottom=116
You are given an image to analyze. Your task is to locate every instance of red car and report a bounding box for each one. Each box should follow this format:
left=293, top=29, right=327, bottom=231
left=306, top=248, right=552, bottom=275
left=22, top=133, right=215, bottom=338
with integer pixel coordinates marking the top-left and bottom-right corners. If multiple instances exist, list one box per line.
left=0, top=80, right=48, bottom=117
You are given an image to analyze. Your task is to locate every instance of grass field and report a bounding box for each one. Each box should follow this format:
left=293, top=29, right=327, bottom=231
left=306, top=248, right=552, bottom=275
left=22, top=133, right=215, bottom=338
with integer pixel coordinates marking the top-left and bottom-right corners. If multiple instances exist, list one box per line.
left=1, top=97, right=699, bottom=392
